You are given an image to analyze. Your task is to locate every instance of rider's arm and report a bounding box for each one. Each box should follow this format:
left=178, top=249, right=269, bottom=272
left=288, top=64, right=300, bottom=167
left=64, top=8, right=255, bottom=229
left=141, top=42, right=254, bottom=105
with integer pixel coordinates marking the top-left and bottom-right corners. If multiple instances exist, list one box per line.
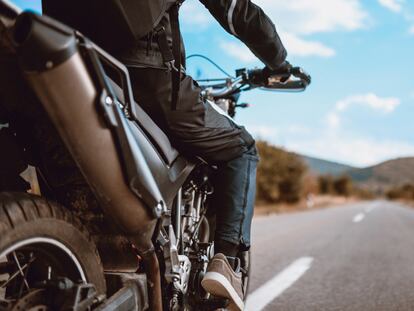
left=198, top=0, right=287, bottom=70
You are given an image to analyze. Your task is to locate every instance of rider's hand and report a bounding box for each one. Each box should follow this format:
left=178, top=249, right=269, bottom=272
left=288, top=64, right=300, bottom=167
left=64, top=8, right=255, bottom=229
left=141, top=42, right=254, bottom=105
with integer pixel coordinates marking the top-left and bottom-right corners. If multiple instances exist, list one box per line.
left=274, top=61, right=293, bottom=74
left=263, top=61, right=292, bottom=84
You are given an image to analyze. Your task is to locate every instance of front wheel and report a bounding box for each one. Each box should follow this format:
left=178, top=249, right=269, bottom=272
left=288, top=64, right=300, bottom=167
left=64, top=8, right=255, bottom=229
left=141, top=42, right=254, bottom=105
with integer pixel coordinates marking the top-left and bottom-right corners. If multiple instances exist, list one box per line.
left=0, top=192, right=106, bottom=309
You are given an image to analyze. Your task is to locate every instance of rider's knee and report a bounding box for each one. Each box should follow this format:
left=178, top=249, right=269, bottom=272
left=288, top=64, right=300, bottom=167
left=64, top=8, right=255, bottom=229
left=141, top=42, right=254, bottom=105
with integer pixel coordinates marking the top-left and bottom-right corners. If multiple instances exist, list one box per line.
left=239, top=128, right=259, bottom=160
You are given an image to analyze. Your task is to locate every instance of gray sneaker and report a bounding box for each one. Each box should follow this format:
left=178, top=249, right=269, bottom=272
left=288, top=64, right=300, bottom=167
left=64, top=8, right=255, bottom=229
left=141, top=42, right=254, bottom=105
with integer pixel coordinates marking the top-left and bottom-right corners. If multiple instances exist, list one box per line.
left=201, top=253, right=244, bottom=311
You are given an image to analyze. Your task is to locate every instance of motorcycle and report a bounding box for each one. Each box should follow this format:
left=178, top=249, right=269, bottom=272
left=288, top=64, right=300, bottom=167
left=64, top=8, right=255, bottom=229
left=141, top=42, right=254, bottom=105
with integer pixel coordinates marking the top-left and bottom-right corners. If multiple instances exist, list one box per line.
left=0, top=1, right=310, bottom=310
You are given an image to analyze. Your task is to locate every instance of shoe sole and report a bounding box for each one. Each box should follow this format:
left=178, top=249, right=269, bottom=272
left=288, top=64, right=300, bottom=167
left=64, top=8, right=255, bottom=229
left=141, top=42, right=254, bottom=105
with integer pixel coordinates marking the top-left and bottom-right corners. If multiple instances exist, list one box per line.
left=201, top=271, right=244, bottom=311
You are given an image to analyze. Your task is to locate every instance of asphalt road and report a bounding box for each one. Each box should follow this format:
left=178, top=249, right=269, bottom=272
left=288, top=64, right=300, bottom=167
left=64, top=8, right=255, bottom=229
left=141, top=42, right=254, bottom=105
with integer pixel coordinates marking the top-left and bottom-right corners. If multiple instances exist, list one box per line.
left=246, top=201, right=414, bottom=311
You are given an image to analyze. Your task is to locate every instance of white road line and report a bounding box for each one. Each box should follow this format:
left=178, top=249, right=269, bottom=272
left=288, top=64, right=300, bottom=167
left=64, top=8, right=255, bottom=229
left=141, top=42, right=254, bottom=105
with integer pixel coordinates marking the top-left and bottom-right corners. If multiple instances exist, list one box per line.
left=365, top=204, right=377, bottom=213
left=245, top=257, right=314, bottom=311
left=353, top=213, right=365, bottom=223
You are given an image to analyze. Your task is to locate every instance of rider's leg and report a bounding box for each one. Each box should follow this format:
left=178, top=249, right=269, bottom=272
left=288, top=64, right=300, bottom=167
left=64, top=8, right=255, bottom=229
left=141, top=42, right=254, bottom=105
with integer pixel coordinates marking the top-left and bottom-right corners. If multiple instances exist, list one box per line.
left=212, top=144, right=258, bottom=257
left=129, top=67, right=258, bottom=309
left=201, top=145, right=257, bottom=311
left=129, top=68, right=258, bottom=253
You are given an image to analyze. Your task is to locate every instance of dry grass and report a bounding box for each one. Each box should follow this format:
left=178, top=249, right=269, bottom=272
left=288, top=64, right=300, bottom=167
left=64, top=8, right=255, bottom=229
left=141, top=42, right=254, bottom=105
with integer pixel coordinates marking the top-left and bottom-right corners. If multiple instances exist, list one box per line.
left=254, top=195, right=359, bottom=216
left=393, top=199, right=414, bottom=208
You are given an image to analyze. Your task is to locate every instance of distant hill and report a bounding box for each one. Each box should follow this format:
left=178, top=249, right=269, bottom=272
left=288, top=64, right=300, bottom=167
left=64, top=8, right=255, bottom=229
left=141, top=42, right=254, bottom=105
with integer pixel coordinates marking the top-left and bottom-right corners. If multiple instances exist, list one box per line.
left=301, top=155, right=356, bottom=176
left=347, top=157, right=414, bottom=191
left=300, top=155, right=414, bottom=191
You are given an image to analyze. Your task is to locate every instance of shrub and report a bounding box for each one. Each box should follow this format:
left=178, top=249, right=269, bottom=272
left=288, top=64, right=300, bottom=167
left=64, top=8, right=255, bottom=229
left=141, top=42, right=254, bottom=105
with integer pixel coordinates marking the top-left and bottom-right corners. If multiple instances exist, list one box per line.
left=318, top=175, right=334, bottom=194
left=333, top=175, right=353, bottom=197
left=387, top=183, right=414, bottom=201
left=256, top=141, right=307, bottom=204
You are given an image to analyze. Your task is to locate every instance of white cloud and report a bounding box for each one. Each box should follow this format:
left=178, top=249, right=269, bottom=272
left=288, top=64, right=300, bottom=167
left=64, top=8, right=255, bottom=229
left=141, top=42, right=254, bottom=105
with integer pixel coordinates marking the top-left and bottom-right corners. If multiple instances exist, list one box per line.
left=326, top=112, right=341, bottom=129
left=220, top=32, right=336, bottom=60
left=378, top=0, right=404, bottom=13
left=287, top=136, right=414, bottom=167
left=180, top=1, right=211, bottom=28
left=182, top=0, right=369, bottom=35
left=249, top=125, right=279, bottom=141
left=280, top=32, right=335, bottom=57
left=309, top=93, right=404, bottom=164
left=254, top=0, right=369, bottom=35
left=219, top=41, right=257, bottom=62
left=182, top=0, right=369, bottom=60
left=248, top=123, right=414, bottom=167
left=326, top=93, right=400, bottom=130
left=335, top=93, right=400, bottom=113
left=286, top=124, right=310, bottom=135
left=377, top=0, right=414, bottom=34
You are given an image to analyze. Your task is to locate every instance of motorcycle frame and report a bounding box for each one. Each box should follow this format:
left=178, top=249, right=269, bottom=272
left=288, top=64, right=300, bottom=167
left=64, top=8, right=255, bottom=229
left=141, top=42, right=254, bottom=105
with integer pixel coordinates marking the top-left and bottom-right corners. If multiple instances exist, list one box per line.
left=1, top=8, right=215, bottom=311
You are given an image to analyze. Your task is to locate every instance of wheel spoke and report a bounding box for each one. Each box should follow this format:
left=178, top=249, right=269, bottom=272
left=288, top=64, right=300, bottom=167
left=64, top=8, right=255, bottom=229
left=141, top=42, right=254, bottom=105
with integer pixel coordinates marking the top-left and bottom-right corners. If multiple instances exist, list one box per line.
left=12, top=252, right=30, bottom=290
left=47, top=266, right=52, bottom=280
left=0, top=263, right=29, bottom=289
left=0, top=254, right=36, bottom=290
left=0, top=232, right=91, bottom=309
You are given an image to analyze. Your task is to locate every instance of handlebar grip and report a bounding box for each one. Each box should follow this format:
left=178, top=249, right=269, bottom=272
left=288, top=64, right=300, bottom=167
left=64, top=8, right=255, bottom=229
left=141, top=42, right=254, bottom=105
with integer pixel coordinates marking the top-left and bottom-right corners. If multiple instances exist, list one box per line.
left=247, top=68, right=265, bottom=78
left=291, top=67, right=311, bottom=86
left=246, top=67, right=290, bottom=85
left=247, top=66, right=311, bottom=90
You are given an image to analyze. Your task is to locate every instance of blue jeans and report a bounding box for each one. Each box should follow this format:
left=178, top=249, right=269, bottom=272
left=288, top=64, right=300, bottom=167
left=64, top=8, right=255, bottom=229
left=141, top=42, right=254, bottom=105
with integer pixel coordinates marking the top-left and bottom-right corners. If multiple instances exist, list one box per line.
left=212, top=145, right=259, bottom=250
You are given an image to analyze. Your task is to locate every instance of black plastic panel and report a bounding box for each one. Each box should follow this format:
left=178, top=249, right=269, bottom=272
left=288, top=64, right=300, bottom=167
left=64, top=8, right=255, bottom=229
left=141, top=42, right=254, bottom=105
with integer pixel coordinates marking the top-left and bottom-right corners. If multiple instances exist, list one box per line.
left=127, top=119, right=195, bottom=207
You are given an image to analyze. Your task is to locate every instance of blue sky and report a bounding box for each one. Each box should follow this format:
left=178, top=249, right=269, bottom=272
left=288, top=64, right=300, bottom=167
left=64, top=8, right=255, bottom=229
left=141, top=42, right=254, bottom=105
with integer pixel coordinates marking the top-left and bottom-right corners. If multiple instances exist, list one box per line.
left=12, top=0, right=414, bottom=167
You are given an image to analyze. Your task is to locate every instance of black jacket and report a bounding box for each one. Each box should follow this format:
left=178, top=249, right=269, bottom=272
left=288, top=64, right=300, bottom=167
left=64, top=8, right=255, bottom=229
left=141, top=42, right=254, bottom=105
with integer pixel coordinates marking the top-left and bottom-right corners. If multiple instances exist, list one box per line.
left=42, top=0, right=287, bottom=70
left=199, top=0, right=287, bottom=70
left=120, top=0, right=287, bottom=70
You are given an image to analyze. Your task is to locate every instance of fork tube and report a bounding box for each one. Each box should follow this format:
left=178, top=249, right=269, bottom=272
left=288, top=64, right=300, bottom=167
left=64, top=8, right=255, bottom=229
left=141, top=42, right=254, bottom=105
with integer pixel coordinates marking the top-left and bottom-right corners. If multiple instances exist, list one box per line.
left=195, top=192, right=203, bottom=223
left=175, top=188, right=182, bottom=245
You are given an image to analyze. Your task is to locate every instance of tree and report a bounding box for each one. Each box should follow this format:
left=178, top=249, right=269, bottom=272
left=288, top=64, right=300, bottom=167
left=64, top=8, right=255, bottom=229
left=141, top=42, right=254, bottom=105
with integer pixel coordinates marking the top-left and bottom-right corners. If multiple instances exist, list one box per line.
left=333, top=175, right=353, bottom=197
left=318, top=175, right=334, bottom=194
left=256, top=141, right=307, bottom=204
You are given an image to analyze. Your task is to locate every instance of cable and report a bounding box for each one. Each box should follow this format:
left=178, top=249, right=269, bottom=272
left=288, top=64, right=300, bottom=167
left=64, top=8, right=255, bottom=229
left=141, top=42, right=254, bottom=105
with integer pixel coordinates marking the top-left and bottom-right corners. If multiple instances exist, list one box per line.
left=186, top=54, right=235, bottom=78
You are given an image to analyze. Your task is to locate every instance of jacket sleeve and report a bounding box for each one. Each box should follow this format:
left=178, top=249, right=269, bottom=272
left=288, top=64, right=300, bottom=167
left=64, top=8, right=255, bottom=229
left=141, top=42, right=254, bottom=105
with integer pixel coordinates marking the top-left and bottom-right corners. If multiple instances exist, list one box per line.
left=198, top=0, right=287, bottom=70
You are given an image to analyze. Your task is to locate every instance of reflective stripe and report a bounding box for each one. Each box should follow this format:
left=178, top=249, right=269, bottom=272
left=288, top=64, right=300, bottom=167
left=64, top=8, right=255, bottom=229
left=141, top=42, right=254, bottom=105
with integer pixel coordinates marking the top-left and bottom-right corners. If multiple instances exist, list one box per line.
left=1, top=0, right=22, bottom=14
left=228, top=0, right=238, bottom=36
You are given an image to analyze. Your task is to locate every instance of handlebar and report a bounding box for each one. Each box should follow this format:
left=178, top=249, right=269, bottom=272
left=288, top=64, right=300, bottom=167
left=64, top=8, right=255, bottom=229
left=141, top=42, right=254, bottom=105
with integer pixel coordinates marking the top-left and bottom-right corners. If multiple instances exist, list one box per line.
left=246, top=66, right=311, bottom=90
left=201, top=76, right=244, bottom=98
left=200, top=66, right=311, bottom=98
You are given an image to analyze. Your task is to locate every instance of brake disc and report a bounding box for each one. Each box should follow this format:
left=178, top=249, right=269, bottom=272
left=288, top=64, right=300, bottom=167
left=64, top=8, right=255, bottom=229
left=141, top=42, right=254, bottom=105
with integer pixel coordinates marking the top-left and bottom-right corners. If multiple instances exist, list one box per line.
left=11, top=289, right=50, bottom=311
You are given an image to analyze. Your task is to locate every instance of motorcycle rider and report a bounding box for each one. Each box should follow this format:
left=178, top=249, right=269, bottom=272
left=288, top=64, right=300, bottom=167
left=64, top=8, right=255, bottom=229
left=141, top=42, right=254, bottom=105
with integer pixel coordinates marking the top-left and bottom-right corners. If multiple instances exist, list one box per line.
left=42, top=0, right=289, bottom=309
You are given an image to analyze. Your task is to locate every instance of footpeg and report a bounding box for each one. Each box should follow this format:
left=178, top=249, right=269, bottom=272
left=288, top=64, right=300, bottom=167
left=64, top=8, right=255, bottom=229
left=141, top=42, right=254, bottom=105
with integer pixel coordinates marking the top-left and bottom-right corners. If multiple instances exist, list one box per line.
left=196, top=297, right=229, bottom=310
